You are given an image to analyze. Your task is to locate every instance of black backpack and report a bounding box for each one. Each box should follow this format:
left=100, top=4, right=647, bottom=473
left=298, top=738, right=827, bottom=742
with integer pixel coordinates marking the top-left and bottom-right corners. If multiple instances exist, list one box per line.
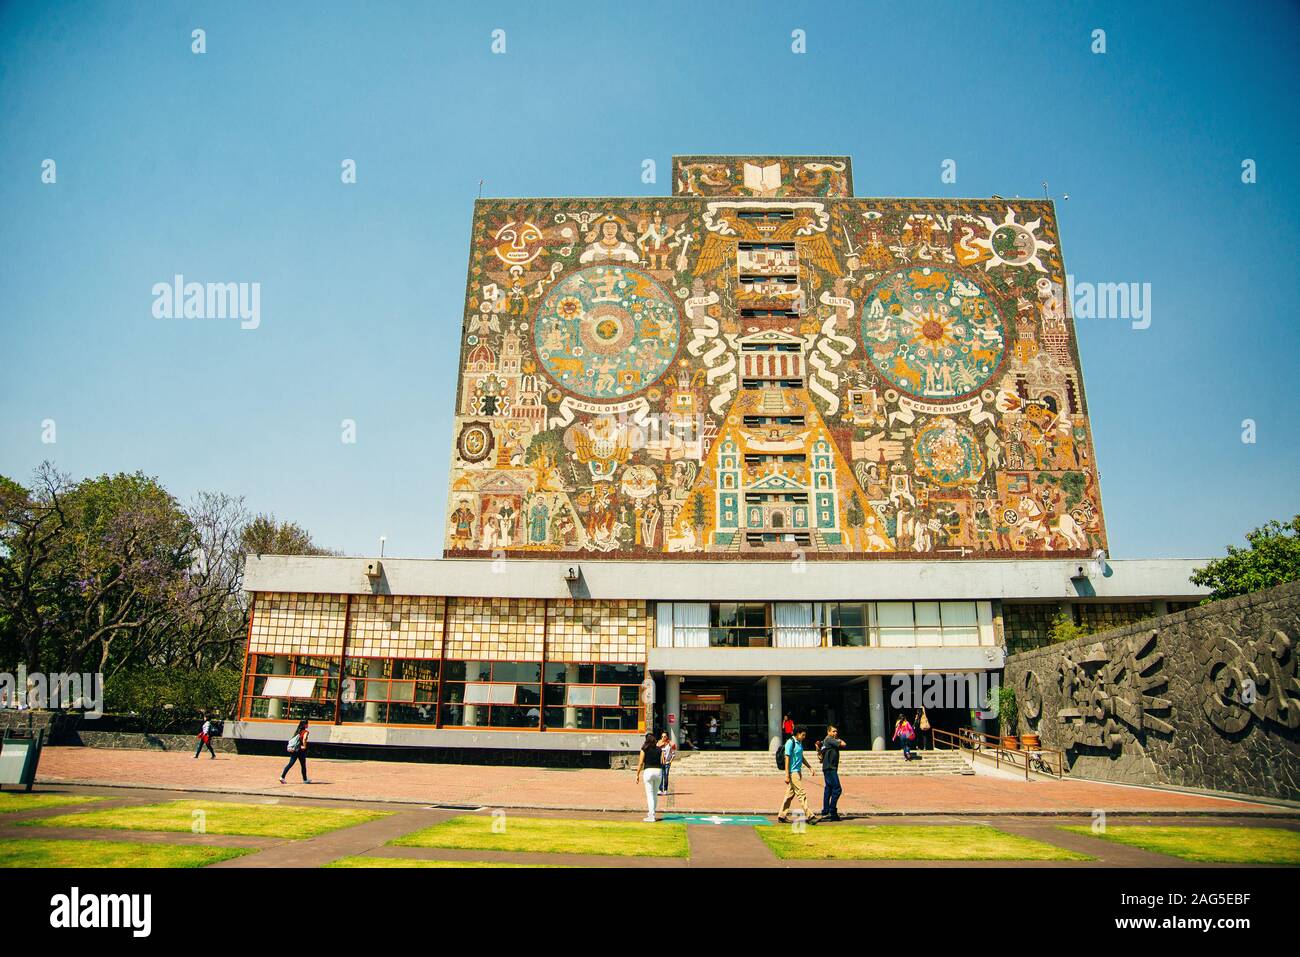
left=775, top=740, right=787, bottom=770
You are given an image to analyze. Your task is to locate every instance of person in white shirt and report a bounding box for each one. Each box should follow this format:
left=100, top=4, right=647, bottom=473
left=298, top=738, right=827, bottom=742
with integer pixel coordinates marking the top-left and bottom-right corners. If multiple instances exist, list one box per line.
left=193, top=714, right=216, bottom=759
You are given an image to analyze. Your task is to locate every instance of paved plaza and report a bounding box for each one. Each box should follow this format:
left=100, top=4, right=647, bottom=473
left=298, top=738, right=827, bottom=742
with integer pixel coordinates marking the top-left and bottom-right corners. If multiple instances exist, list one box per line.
left=35, top=746, right=1285, bottom=816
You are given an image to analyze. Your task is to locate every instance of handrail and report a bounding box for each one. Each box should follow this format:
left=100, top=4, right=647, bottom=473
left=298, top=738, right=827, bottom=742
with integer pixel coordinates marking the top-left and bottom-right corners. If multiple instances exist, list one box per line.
left=933, top=726, right=1065, bottom=780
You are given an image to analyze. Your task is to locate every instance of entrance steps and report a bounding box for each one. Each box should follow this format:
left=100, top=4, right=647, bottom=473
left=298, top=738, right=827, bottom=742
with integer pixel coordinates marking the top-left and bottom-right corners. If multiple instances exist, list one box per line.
left=670, top=749, right=973, bottom=777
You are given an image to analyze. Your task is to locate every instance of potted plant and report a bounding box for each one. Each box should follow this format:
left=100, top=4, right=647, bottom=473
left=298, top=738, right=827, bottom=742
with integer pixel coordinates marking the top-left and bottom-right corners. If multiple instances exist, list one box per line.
left=996, top=685, right=1019, bottom=750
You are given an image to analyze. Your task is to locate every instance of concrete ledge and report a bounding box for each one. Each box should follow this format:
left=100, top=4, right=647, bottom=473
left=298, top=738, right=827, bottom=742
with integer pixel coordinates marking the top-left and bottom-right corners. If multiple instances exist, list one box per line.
left=227, top=719, right=640, bottom=752
left=244, top=554, right=1210, bottom=603
left=69, top=730, right=238, bottom=753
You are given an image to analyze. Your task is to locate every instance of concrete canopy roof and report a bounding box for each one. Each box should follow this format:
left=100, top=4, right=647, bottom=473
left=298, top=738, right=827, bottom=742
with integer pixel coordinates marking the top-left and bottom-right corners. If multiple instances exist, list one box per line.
left=244, top=555, right=1208, bottom=603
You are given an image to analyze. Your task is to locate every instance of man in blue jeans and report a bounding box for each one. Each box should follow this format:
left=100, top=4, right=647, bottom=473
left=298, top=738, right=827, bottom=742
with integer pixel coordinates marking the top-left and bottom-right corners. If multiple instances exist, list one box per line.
left=777, top=726, right=819, bottom=824
left=818, top=725, right=845, bottom=821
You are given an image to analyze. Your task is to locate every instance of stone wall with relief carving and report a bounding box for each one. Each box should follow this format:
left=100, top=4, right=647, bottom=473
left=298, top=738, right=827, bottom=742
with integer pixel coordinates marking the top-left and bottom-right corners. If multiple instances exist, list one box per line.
left=1004, top=580, right=1300, bottom=801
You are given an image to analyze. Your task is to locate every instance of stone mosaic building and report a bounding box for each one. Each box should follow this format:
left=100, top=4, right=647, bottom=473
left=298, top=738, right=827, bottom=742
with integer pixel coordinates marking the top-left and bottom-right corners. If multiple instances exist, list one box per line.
left=230, top=156, right=1205, bottom=761
left=446, top=156, right=1106, bottom=559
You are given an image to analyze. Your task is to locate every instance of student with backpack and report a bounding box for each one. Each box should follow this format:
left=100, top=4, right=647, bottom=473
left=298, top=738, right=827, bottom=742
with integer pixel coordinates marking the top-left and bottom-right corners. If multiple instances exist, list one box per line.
left=776, top=726, right=819, bottom=825
left=193, top=714, right=217, bottom=759
left=893, top=715, right=915, bottom=761
left=280, top=719, right=311, bottom=783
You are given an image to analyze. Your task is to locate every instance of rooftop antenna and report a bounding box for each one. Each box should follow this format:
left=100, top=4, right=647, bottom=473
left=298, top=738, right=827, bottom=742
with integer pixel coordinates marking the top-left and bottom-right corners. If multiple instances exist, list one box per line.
left=1042, top=180, right=1070, bottom=202
left=478, top=179, right=484, bottom=199
left=379, top=535, right=387, bottom=558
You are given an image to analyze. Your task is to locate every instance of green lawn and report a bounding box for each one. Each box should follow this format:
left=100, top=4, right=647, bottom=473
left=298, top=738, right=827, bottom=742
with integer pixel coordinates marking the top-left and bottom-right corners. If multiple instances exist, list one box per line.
left=1060, top=825, right=1300, bottom=865
left=757, top=824, right=1093, bottom=861
left=0, top=793, right=106, bottom=814
left=328, top=855, right=554, bottom=868
left=0, top=838, right=251, bottom=868
left=391, top=815, right=689, bottom=858
left=20, top=799, right=390, bottom=838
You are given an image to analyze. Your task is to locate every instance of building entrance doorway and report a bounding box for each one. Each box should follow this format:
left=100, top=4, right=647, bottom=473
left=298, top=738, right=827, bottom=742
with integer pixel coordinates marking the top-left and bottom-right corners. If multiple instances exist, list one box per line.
left=675, top=678, right=770, bottom=749
left=780, top=678, right=870, bottom=746
left=880, top=672, right=982, bottom=750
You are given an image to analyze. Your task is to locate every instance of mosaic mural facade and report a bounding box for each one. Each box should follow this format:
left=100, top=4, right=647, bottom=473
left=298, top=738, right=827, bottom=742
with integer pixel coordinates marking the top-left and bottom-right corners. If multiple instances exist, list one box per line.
left=445, top=155, right=1108, bottom=559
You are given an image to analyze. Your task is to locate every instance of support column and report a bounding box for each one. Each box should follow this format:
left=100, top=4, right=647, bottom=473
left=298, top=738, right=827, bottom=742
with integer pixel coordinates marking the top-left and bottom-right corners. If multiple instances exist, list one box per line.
left=970, top=672, right=991, bottom=735
left=363, top=658, right=385, bottom=723
left=464, top=662, right=485, bottom=727
left=267, top=655, right=291, bottom=720
left=564, top=663, right=579, bottom=729
left=766, top=675, right=782, bottom=752
left=665, top=675, right=681, bottom=746
left=867, top=674, right=886, bottom=751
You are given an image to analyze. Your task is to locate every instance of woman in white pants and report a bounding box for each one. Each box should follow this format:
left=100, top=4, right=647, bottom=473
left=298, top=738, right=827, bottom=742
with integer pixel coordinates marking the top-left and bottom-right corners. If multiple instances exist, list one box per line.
left=634, top=731, right=663, bottom=822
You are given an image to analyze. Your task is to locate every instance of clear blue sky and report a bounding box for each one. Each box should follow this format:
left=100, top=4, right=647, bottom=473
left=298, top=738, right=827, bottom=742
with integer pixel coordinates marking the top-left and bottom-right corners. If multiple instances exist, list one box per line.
left=2, top=1, right=1297, bottom=560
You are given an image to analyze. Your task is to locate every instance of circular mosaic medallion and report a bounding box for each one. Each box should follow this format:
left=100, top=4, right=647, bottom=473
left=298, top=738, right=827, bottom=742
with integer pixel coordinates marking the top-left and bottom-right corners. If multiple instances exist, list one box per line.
left=860, top=266, right=1007, bottom=400
left=913, top=417, right=986, bottom=487
left=990, top=222, right=1038, bottom=266
left=534, top=265, right=680, bottom=400
left=456, top=421, right=495, bottom=464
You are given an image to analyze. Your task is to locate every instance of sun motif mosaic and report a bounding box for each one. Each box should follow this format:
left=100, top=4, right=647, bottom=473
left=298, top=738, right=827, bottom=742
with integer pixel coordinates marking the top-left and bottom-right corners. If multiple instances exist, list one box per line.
left=861, top=266, right=1007, bottom=400
left=913, top=417, right=986, bottom=487
left=534, top=265, right=680, bottom=400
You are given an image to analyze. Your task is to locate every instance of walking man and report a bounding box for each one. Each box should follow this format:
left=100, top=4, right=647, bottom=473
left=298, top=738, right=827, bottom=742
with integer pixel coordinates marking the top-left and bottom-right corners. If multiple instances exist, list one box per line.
left=819, top=724, right=845, bottom=821
left=776, top=726, right=819, bottom=825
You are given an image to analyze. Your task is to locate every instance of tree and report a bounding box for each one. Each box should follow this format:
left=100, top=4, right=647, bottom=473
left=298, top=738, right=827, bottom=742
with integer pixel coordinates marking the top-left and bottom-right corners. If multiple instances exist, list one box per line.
left=1048, top=609, right=1092, bottom=644
left=690, top=493, right=708, bottom=534
left=0, top=464, right=73, bottom=671
left=845, top=491, right=865, bottom=550
left=1190, top=515, right=1300, bottom=602
left=50, top=471, right=196, bottom=674
left=0, top=463, right=336, bottom=682
left=240, top=514, right=338, bottom=557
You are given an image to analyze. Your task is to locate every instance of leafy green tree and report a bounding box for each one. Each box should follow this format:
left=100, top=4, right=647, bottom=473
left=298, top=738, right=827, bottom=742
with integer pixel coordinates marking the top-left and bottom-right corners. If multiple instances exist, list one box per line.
left=1190, top=515, right=1300, bottom=602
left=1048, top=609, right=1092, bottom=644
left=49, top=471, right=195, bottom=674
left=104, top=666, right=241, bottom=733
left=240, top=514, right=337, bottom=556
left=1, top=462, right=335, bottom=690
left=0, top=464, right=73, bottom=671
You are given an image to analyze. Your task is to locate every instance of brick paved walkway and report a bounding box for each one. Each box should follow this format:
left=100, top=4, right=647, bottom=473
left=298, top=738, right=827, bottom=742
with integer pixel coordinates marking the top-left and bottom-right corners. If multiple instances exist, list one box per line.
left=35, top=747, right=1285, bottom=816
